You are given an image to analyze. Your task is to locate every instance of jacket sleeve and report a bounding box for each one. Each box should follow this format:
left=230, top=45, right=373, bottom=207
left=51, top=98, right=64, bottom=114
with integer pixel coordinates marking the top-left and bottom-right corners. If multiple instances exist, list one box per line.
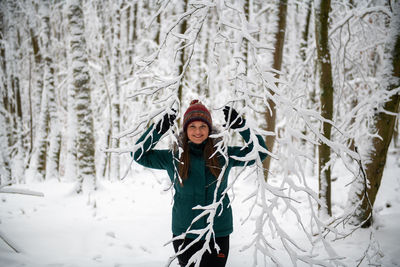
left=132, top=124, right=173, bottom=170
left=228, top=128, right=268, bottom=167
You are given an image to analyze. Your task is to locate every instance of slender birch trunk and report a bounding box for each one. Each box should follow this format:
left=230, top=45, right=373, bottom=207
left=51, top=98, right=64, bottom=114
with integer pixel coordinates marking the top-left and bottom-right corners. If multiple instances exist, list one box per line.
left=67, top=0, right=97, bottom=193
left=110, top=2, right=121, bottom=180
left=64, top=82, right=78, bottom=180
left=41, top=2, right=61, bottom=181
left=0, top=98, right=12, bottom=185
left=0, top=3, right=12, bottom=183
left=28, top=79, right=49, bottom=181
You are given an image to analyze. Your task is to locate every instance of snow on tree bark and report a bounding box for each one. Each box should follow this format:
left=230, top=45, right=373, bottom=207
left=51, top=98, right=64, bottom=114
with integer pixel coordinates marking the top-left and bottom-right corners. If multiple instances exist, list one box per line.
left=263, top=0, right=288, bottom=182
left=110, top=2, right=121, bottom=181
left=40, top=2, right=61, bottom=181
left=300, top=0, right=312, bottom=62
left=4, top=0, right=25, bottom=183
left=28, top=1, right=61, bottom=182
left=314, top=0, right=333, bottom=217
left=28, top=78, right=49, bottom=181
left=64, top=81, right=78, bottom=180
left=67, top=0, right=97, bottom=193
left=0, top=97, right=12, bottom=185
left=347, top=3, right=400, bottom=227
left=177, top=0, right=188, bottom=111
left=0, top=3, right=13, bottom=184
left=27, top=1, right=44, bottom=152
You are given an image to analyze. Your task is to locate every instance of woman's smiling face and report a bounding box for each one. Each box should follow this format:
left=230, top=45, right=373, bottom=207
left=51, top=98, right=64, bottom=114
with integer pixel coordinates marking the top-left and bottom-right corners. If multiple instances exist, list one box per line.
left=186, top=121, right=209, bottom=144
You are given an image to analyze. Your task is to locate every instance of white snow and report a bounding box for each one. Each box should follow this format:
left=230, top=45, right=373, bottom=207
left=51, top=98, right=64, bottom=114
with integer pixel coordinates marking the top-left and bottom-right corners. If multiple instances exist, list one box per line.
left=1, top=152, right=399, bottom=267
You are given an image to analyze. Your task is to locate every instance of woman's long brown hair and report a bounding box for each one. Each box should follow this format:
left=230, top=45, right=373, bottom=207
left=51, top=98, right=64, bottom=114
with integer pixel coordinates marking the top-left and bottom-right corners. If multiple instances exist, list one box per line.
left=178, top=133, right=221, bottom=182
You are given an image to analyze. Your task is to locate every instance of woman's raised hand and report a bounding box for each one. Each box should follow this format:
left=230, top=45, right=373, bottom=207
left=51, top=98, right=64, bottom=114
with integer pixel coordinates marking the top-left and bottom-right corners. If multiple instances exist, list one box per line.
left=155, top=109, right=177, bottom=134
left=223, top=106, right=245, bottom=129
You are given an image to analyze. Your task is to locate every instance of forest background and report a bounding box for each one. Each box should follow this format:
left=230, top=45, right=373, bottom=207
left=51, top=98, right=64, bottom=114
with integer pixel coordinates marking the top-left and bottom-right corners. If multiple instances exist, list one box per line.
left=0, top=0, right=399, bottom=266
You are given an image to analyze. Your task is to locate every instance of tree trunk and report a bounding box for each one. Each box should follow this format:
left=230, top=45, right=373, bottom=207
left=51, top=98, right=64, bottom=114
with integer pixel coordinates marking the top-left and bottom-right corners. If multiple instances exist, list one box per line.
left=314, top=0, right=333, bottom=216
left=155, top=9, right=161, bottom=46
left=348, top=5, right=400, bottom=227
left=45, top=61, right=62, bottom=181
left=177, top=0, right=188, bottom=107
left=28, top=1, right=44, bottom=150
left=243, top=0, right=250, bottom=76
left=1, top=1, right=25, bottom=183
left=11, top=26, right=25, bottom=183
left=0, top=5, right=12, bottom=184
left=111, top=2, right=121, bottom=180
left=67, top=0, right=97, bottom=193
left=64, top=81, right=78, bottom=181
left=28, top=1, right=62, bottom=182
left=0, top=95, right=12, bottom=185
left=300, top=1, right=312, bottom=62
left=202, top=11, right=215, bottom=99
left=129, top=1, right=138, bottom=76
left=0, top=100, right=12, bottom=185
left=28, top=80, right=49, bottom=181
left=394, top=117, right=399, bottom=148
left=299, top=0, right=315, bottom=175
left=263, top=0, right=288, bottom=181
left=26, top=0, right=50, bottom=181
left=41, top=2, right=61, bottom=181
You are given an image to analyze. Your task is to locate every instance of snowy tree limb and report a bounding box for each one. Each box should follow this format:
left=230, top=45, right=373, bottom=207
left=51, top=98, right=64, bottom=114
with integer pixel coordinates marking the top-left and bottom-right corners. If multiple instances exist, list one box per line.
left=0, top=187, right=44, bottom=197
left=0, top=230, right=21, bottom=253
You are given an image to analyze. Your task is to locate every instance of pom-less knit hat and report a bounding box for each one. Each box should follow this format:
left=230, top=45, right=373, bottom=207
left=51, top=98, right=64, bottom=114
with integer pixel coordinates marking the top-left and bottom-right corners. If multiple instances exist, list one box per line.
left=183, top=100, right=212, bottom=131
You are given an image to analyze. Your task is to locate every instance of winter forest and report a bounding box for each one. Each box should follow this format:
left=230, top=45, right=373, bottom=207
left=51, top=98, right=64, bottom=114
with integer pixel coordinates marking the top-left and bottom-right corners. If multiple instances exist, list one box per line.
left=0, top=0, right=399, bottom=266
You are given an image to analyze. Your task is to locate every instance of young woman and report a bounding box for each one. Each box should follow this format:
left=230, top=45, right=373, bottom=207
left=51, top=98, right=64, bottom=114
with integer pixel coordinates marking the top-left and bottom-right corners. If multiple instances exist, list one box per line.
left=133, top=100, right=267, bottom=267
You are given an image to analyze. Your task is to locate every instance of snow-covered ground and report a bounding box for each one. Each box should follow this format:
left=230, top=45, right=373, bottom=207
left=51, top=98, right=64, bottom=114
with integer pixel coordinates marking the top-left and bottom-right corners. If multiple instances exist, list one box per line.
left=1, top=153, right=399, bottom=267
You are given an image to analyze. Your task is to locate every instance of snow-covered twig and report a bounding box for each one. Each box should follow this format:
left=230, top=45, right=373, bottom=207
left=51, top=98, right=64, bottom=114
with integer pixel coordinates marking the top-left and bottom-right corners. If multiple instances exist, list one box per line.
left=0, top=230, right=21, bottom=253
left=0, top=187, right=44, bottom=197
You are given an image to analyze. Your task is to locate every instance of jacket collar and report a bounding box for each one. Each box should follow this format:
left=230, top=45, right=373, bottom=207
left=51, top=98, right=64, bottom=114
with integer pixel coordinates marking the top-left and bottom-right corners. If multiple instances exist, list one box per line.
left=188, top=140, right=206, bottom=155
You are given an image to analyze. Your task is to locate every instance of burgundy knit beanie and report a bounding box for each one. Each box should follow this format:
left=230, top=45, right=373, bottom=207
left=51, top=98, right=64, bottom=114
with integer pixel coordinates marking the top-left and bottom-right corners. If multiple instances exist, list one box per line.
left=183, top=100, right=212, bottom=131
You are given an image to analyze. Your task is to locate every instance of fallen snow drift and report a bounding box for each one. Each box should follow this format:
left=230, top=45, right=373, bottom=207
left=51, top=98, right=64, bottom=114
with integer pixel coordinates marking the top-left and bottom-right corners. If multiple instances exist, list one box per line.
left=1, top=155, right=399, bottom=267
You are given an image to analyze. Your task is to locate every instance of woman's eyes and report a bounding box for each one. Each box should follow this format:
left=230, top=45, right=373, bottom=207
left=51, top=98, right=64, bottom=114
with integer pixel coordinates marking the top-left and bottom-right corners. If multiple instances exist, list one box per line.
left=189, top=125, right=207, bottom=129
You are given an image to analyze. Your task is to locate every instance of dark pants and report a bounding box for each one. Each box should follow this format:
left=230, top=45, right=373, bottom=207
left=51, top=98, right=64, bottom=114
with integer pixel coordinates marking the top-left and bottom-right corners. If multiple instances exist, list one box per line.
left=172, top=235, right=229, bottom=267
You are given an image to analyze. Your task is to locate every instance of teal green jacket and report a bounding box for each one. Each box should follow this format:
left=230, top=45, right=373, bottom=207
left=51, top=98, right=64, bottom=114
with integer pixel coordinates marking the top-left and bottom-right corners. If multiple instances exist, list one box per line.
left=133, top=124, right=267, bottom=239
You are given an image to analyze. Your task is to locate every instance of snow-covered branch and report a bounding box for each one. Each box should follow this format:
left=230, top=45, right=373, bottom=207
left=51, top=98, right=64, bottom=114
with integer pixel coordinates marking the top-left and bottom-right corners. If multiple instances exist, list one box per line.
left=0, top=183, right=44, bottom=197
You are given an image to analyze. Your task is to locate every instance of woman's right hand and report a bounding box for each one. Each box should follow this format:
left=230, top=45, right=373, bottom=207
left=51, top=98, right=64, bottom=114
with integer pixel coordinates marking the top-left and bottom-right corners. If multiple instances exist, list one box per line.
left=155, top=109, right=177, bottom=134
left=223, top=106, right=245, bottom=129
